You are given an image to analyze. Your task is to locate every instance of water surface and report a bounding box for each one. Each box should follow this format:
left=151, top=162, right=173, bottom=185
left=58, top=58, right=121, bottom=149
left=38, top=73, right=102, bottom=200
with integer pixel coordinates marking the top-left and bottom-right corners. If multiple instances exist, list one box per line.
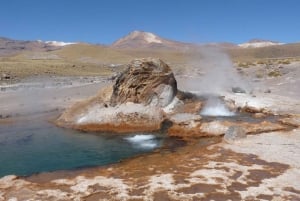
left=0, top=113, right=164, bottom=177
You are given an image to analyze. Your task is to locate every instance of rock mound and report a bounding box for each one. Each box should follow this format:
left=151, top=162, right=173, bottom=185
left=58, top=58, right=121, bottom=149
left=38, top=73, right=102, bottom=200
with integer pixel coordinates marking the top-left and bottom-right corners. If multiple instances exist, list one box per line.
left=57, top=58, right=179, bottom=133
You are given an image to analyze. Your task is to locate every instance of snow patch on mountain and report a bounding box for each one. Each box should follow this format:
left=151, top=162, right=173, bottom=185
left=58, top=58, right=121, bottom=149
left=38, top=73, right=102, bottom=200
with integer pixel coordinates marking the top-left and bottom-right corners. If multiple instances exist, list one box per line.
left=144, top=32, right=162, bottom=44
left=238, top=41, right=284, bottom=48
left=45, top=41, right=77, bottom=47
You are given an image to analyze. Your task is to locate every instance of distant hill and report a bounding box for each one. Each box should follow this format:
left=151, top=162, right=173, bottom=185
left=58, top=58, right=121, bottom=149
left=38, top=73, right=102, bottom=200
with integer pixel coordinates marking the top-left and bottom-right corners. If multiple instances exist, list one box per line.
left=0, top=37, right=78, bottom=56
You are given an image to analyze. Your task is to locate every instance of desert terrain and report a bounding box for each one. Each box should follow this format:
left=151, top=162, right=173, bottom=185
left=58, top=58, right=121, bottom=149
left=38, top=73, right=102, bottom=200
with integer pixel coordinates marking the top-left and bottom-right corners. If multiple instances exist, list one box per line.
left=0, top=32, right=300, bottom=200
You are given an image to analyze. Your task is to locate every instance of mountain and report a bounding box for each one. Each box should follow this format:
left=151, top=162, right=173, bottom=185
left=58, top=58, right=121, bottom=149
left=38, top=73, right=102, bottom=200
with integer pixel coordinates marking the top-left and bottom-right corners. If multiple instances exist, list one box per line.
left=238, top=39, right=284, bottom=48
left=111, top=31, right=193, bottom=50
left=0, top=37, right=76, bottom=56
left=2, top=33, right=300, bottom=63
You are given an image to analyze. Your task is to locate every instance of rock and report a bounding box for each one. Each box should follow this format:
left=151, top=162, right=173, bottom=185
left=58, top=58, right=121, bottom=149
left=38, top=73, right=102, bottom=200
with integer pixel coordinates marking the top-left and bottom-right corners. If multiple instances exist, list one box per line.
left=264, top=89, right=271, bottom=93
left=241, top=105, right=263, bottom=113
left=168, top=113, right=203, bottom=137
left=110, top=58, right=177, bottom=107
left=1, top=73, right=11, bottom=80
left=232, top=87, right=246, bottom=93
left=224, top=126, right=246, bottom=144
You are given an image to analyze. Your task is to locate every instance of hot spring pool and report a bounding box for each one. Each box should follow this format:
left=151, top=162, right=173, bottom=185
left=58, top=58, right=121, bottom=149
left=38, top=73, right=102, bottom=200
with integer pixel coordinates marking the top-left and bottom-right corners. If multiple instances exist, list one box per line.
left=0, top=114, right=166, bottom=177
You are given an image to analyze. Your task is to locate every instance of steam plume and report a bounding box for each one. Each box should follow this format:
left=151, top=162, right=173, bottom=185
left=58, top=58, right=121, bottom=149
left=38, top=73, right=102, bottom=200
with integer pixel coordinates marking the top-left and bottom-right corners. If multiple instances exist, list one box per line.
left=184, top=46, right=251, bottom=116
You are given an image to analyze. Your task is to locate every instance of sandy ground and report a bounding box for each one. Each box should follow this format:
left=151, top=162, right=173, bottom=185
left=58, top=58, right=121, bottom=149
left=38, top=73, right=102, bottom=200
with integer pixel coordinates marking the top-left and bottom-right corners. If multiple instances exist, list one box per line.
left=0, top=61, right=300, bottom=200
left=0, top=76, right=111, bottom=119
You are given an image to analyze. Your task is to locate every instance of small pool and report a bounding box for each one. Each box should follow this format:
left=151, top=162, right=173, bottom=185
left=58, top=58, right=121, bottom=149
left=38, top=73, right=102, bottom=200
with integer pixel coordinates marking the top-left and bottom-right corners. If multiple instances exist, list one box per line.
left=0, top=113, right=166, bottom=177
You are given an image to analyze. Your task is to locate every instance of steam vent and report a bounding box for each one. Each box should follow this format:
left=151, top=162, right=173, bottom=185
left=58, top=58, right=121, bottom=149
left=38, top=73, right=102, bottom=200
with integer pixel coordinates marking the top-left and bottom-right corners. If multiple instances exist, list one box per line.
left=57, top=58, right=290, bottom=137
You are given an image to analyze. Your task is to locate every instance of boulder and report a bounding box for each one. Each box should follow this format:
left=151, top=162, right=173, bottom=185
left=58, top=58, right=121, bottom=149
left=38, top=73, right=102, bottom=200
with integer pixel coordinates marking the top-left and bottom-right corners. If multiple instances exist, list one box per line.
left=110, top=58, right=177, bottom=107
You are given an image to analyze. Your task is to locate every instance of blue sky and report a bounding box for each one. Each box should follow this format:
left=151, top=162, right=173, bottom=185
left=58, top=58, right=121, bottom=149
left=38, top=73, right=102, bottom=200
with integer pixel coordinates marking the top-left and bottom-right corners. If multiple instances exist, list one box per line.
left=1, top=0, right=299, bottom=44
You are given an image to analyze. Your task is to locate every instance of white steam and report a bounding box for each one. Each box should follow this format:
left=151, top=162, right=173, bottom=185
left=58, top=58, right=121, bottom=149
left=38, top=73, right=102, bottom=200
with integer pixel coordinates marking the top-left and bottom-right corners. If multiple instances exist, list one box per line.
left=184, top=46, right=250, bottom=94
left=200, top=96, right=235, bottom=116
left=184, top=47, right=250, bottom=116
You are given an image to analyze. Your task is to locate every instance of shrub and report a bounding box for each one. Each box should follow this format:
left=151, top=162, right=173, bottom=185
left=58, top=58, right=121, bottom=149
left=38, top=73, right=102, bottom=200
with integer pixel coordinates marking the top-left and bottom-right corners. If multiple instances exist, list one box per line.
left=282, top=60, right=291, bottom=64
left=238, top=62, right=254, bottom=68
left=268, top=70, right=282, bottom=77
left=257, top=60, right=265, bottom=65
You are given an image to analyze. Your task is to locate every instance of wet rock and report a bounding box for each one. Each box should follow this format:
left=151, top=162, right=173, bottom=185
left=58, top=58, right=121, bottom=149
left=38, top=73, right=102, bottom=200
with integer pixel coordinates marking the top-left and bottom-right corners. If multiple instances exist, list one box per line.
left=224, top=126, right=246, bottom=144
left=232, top=87, right=246, bottom=94
left=110, top=58, right=177, bottom=107
left=167, top=113, right=203, bottom=137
